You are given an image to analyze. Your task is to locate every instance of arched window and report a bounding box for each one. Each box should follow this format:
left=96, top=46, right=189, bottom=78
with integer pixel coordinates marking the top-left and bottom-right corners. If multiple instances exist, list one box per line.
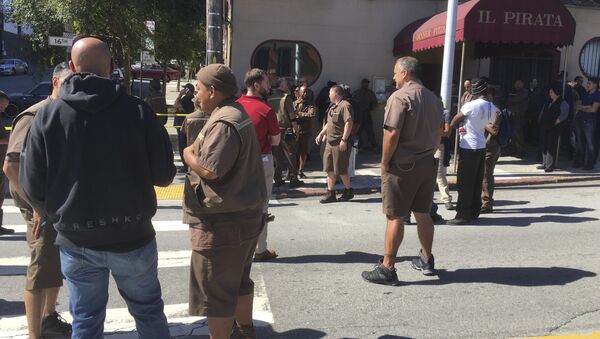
left=251, top=40, right=322, bottom=86
left=579, top=37, right=600, bottom=78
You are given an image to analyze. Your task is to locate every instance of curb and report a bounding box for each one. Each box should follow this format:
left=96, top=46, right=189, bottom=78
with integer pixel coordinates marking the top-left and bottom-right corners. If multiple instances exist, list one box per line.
left=272, top=175, right=600, bottom=200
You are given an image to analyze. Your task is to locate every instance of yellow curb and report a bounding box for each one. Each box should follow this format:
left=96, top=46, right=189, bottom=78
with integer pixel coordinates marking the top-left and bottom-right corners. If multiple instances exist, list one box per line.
left=155, top=184, right=183, bottom=200
left=528, top=332, right=600, bottom=339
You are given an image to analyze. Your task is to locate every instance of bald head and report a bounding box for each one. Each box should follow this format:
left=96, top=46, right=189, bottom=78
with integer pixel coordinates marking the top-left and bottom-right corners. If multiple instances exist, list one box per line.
left=69, top=37, right=113, bottom=77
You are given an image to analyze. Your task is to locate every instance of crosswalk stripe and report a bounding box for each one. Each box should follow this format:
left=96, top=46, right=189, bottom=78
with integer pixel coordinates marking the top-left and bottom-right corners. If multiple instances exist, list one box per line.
left=0, top=275, right=273, bottom=338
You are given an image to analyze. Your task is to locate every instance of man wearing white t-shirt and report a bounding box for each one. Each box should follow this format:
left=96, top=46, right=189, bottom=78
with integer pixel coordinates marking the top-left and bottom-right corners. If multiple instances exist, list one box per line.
left=448, top=79, right=496, bottom=225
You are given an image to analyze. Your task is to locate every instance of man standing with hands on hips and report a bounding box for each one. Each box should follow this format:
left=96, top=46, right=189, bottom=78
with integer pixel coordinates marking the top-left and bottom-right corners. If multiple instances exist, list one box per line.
left=315, top=85, right=354, bottom=203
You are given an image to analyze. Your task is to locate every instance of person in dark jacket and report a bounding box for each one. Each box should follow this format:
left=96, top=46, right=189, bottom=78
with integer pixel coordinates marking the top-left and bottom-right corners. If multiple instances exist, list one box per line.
left=537, top=84, right=570, bottom=172
left=144, top=78, right=168, bottom=125
left=19, top=36, right=175, bottom=339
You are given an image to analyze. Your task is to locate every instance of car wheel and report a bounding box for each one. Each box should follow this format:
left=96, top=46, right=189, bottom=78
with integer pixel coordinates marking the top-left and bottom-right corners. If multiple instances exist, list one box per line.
left=11, top=68, right=16, bottom=75
left=4, top=104, right=20, bottom=118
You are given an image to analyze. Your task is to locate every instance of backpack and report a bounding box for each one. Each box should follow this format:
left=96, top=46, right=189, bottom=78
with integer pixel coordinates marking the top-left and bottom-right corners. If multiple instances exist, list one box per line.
left=496, top=108, right=513, bottom=147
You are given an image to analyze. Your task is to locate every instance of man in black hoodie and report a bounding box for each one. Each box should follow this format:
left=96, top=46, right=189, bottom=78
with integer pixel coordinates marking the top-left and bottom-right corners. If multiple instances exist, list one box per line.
left=20, top=36, right=175, bottom=339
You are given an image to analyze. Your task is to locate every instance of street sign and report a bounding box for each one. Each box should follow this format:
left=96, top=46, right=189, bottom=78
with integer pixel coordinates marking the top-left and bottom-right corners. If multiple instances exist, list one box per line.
left=142, top=51, right=156, bottom=65
left=48, top=36, right=73, bottom=47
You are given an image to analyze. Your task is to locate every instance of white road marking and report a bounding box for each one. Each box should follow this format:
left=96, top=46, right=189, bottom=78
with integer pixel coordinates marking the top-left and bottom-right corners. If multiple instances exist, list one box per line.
left=0, top=274, right=273, bottom=338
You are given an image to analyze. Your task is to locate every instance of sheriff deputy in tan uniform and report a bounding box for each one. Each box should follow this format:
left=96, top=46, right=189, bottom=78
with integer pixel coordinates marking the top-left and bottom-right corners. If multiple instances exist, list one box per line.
left=315, top=85, right=354, bottom=203
left=182, top=64, right=267, bottom=339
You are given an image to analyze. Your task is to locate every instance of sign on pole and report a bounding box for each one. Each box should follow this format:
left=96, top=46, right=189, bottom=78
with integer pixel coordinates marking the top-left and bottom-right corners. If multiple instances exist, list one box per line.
left=48, top=36, right=73, bottom=47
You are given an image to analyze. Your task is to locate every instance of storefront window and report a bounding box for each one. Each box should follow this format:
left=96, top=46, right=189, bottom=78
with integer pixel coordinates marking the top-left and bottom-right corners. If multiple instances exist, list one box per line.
left=579, top=37, right=600, bottom=78
left=251, top=40, right=322, bottom=86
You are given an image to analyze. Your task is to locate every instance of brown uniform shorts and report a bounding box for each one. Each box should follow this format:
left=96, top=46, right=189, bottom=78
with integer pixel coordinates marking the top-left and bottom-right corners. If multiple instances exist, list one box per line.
left=382, top=155, right=437, bottom=217
left=22, top=207, right=62, bottom=291
left=323, top=142, right=351, bottom=175
left=297, top=133, right=312, bottom=157
left=188, top=214, right=262, bottom=317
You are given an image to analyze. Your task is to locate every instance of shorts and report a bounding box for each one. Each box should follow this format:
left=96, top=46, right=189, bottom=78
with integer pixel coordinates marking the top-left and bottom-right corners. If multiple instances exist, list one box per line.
left=297, top=133, right=312, bottom=157
left=381, top=155, right=437, bottom=217
left=21, top=206, right=62, bottom=290
left=188, top=214, right=262, bottom=317
left=323, top=142, right=351, bottom=175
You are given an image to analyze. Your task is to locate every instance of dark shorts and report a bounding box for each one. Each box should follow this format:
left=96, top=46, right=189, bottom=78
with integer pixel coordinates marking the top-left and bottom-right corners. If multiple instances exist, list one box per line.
left=188, top=214, right=263, bottom=317
left=21, top=206, right=62, bottom=290
left=382, top=155, right=437, bottom=217
left=323, top=142, right=351, bottom=175
left=297, top=133, right=312, bottom=157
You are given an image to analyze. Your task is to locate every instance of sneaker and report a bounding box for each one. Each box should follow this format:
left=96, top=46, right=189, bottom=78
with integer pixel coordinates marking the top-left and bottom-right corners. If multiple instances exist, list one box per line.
left=299, top=171, right=307, bottom=179
left=445, top=202, right=456, bottom=211
left=319, top=190, right=337, bottom=204
left=289, top=177, right=304, bottom=188
left=411, top=251, right=436, bottom=276
left=447, top=218, right=472, bottom=225
left=0, top=226, right=15, bottom=235
left=544, top=167, right=554, bottom=173
left=337, top=188, right=354, bottom=202
left=273, top=179, right=285, bottom=187
left=41, top=312, right=72, bottom=338
left=430, top=213, right=444, bottom=223
left=536, top=165, right=546, bottom=170
left=480, top=205, right=493, bottom=214
left=253, top=249, right=278, bottom=262
left=266, top=213, right=275, bottom=222
left=361, top=259, right=400, bottom=286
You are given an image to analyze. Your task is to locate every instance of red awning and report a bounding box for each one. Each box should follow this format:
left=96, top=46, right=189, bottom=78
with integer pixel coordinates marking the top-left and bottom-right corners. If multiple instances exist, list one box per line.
left=394, top=0, right=576, bottom=55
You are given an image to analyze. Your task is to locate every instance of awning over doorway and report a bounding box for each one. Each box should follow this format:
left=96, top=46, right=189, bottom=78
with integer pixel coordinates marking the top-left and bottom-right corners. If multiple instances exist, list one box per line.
left=393, top=0, right=576, bottom=55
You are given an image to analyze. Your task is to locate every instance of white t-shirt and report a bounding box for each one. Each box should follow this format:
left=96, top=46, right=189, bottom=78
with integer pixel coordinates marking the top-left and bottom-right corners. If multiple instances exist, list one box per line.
left=459, top=98, right=496, bottom=150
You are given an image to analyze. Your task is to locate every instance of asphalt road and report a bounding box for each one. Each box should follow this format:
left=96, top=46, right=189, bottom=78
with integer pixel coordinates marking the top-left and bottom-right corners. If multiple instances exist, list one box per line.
left=1, top=180, right=599, bottom=338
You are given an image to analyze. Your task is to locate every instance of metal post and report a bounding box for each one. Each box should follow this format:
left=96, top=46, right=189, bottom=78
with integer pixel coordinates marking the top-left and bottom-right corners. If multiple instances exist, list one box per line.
left=440, top=0, right=458, bottom=110
left=206, top=0, right=224, bottom=65
left=139, top=37, right=143, bottom=99
left=453, top=41, right=467, bottom=174
left=555, top=46, right=570, bottom=169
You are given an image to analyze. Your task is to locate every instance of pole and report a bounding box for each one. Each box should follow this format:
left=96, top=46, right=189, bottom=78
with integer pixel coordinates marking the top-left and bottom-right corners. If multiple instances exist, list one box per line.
left=555, top=46, right=570, bottom=169
left=453, top=41, right=467, bottom=174
left=440, top=0, right=458, bottom=110
left=206, top=0, right=224, bottom=65
left=139, top=39, right=143, bottom=99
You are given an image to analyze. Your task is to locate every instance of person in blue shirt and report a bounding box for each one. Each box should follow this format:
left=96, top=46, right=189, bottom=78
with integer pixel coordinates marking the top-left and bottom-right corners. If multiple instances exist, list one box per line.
left=573, top=78, right=600, bottom=170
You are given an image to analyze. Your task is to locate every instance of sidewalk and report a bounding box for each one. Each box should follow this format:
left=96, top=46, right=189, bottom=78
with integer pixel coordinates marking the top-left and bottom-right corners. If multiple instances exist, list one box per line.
left=156, top=141, right=600, bottom=201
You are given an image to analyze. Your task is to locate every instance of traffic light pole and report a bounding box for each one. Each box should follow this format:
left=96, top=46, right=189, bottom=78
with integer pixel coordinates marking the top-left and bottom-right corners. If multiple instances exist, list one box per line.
left=206, top=0, right=224, bottom=65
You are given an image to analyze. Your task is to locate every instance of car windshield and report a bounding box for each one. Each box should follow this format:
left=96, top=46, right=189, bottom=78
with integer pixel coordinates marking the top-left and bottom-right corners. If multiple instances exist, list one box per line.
left=29, top=83, right=52, bottom=96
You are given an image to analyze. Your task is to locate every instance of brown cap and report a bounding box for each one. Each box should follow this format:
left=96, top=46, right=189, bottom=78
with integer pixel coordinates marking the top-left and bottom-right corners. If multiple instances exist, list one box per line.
left=197, top=63, right=238, bottom=97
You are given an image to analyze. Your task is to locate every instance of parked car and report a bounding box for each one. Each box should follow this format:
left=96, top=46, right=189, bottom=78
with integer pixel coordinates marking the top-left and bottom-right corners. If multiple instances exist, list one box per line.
left=130, top=64, right=179, bottom=82
left=0, top=58, right=29, bottom=75
left=4, top=81, right=52, bottom=118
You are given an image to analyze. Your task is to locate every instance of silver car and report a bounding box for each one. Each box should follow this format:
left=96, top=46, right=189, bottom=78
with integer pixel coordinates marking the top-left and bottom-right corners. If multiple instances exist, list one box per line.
left=0, top=58, right=29, bottom=75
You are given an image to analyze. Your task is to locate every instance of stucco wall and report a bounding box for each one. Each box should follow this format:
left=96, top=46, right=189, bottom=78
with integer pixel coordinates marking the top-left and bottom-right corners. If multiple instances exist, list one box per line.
left=562, top=5, right=600, bottom=80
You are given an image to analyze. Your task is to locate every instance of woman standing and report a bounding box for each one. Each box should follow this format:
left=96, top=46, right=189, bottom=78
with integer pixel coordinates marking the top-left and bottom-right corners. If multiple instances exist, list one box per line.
left=537, top=84, right=569, bottom=172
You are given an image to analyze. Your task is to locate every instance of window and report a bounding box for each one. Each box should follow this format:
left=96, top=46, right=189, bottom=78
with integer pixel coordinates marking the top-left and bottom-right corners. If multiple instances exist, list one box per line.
left=30, top=83, right=52, bottom=96
left=251, top=40, right=322, bottom=86
left=579, top=37, right=600, bottom=78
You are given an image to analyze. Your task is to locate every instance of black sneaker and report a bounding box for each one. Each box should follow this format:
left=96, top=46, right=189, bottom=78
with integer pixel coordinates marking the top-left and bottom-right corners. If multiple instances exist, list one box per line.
left=480, top=205, right=493, bottom=214
left=0, top=226, right=15, bottom=235
left=273, top=179, right=285, bottom=187
left=266, top=213, right=275, bottom=222
left=41, top=312, right=72, bottom=338
left=447, top=218, right=472, bottom=225
left=299, top=171, right=307, bottom=179
left=337, top=188, right=354, bottom=202
left=319, top=190, right=337, bottom=204
left=361, top=259, right=400, bottom=286
left=289, top=177, right=304, bottom=188
left=411, top=251, right=436, bottom=276
left=445, top=202, right=456, bottom=211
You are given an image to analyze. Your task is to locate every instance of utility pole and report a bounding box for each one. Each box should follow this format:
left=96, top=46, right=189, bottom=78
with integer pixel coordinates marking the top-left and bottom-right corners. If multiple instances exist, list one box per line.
left=206, top=0, right=224, bottom=65
left=440, top=0, right=458, bottom=111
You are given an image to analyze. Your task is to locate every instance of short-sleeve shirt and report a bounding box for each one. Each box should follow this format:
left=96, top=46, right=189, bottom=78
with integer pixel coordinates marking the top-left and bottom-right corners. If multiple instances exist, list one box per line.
left=383, top=80, right=443, bottom=164
left=581, top=90, right=600, bottom=108
left=181, top=110, right=210, bottom=146
left=326, top=100, right=353, bottom=144
left=6, top=99, right=50, bottom=163
left=459, top=98, right=496, bottom=150
left=236, top=95, right=279, bottom=154
left=198, top=122, right=241, bottom=178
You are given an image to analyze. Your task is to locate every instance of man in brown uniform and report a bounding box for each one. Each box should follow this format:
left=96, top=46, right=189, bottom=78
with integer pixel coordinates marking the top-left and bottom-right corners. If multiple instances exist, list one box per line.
left=315, top=85, right=354, bottom=203
left=269, top=78, right=303, bottom=187
left=362, top=57, right=443, bottom=285
left=294, top=85, right=317, bottom=177
left=460, top=79, right=473, bottom=107
left=182, top=64, right=267, bottom=339
left=507, top=79, right=530, bottom=157
left=3, top=62, right=72, bottom=339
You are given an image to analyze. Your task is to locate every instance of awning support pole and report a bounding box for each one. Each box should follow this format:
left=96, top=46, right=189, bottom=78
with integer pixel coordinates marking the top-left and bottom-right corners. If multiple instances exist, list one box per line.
left=555, top=45, right=570, bottom=169
left=453, top=41, right=466, bottom=174
left=440, top=0, right=458, bottom=110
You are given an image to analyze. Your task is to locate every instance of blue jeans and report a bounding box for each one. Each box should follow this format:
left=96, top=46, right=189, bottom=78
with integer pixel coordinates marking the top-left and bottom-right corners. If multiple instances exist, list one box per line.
left=60, top=239, right=169, bottom=339
left=574, top=112, right=597, bottom=167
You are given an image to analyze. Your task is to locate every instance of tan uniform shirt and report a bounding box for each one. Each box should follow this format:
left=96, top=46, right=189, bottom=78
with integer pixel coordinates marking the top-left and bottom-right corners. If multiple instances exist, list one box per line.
left=326, top=100, right=353, bottom=145
left=268, top=90, right=296, bottom=129
left=383, top=80, right=443, bottom=165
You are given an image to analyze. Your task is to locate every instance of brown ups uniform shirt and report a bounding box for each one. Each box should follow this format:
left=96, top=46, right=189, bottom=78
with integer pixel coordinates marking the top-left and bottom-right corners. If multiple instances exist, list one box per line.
left=326, top=100, right=353, bottom=145
left=383, top=80, right=443, bottom=165
left=181, top=110, right=210, bottom=146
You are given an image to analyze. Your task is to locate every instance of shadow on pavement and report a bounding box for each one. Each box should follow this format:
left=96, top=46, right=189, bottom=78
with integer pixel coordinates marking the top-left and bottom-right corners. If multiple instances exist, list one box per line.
left=493, top=206, right=594, bottom=215
left=0, top=299, right=25, bottom=316
left=267, top=251, right=410, bottom=265
left=0, top=265, right=26, bottom=276
left=476, top=214, right=598, bottom=227
left=0, top=234, right=26, bottom=241
left=493, top=200, right=530, bottom=207
left=411, top=266, right=596, bottom=287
